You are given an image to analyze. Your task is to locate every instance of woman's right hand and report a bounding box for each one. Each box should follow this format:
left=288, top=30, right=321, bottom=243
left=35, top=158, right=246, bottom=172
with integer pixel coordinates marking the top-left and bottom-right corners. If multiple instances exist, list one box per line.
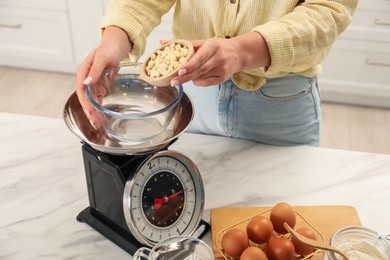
left=76, top=26, right=132, bottom=129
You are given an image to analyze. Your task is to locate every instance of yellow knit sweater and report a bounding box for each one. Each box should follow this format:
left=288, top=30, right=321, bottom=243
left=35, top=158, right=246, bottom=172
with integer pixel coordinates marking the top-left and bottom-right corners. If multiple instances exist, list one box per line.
left=101, top=0, right=358, bottom=90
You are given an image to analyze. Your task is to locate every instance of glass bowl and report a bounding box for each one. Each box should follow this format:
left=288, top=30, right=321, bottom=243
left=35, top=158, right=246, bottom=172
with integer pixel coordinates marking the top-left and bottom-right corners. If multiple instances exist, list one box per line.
left=86, top=62, right=183, bottom=142
left=325, top=226, right=390, bottom=260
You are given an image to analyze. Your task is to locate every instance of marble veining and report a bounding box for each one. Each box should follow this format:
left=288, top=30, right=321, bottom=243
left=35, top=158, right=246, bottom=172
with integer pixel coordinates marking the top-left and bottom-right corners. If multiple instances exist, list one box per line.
left=1, top=112, right=390, bottom=259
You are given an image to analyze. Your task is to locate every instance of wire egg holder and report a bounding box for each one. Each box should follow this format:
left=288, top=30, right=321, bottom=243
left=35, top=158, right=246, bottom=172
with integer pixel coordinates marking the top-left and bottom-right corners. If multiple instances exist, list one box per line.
left=215, top=208, right=325, bottom=260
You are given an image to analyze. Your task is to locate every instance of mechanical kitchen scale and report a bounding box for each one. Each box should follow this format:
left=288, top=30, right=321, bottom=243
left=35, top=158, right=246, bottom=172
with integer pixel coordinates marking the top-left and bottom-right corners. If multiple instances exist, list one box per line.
left=63, top=88, right=210, bottom=255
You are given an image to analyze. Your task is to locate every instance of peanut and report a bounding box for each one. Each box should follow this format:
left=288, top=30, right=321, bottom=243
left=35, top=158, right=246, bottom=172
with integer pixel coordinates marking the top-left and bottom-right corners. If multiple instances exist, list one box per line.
left=146, top=43, right=189, bottom=78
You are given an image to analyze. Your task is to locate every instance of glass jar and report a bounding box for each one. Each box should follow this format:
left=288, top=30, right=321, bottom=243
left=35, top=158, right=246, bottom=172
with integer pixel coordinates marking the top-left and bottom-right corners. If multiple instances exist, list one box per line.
left=325, top=226, right=390, bottom=260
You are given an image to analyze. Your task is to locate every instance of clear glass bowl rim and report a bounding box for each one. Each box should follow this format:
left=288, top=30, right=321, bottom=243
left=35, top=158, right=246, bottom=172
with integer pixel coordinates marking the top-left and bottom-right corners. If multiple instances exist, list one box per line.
left=86, top=63, right=184, bottom=118
left=327, top=226, right=390, bottom=259
left=330, top=226, right=383, bottom=243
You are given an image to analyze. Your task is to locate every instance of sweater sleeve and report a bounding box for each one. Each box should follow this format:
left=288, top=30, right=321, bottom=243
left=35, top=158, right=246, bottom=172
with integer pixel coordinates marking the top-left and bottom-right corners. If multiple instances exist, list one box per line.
left=252, top=0, right=358, bottom=73
left=100, top=0, right=176, bottom=61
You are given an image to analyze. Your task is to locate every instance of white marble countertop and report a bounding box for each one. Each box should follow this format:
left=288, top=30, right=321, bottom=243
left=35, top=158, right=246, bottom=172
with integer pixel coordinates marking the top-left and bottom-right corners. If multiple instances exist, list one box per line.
left=1, top=112, right=390, bottom=259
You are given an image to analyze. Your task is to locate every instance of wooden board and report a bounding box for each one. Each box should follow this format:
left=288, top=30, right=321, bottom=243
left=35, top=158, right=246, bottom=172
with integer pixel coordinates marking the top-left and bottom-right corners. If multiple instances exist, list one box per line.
left=211, top=205, right=361, bottom=259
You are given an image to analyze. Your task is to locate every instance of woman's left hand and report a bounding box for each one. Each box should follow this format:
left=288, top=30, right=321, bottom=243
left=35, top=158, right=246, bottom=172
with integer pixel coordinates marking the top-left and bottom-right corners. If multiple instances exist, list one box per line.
left=170, top=37, right=242, bottom=87
left=170, top=32, right=270, bottom=87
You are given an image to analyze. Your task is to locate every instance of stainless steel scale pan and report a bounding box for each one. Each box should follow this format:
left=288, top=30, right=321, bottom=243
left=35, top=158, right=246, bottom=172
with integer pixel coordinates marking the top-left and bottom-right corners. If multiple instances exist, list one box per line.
left=63, top=91, right=194, bottom=155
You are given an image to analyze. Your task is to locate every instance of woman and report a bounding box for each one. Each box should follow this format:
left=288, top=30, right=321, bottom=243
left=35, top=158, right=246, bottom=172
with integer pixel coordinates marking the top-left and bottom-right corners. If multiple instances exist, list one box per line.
left=76, top=0, right=358, bottom=146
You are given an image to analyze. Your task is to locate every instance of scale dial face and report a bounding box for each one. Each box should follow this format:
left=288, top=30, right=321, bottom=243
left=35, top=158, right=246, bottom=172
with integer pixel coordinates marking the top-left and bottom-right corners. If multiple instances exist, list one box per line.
left=123, top=150, right=204, bottom=246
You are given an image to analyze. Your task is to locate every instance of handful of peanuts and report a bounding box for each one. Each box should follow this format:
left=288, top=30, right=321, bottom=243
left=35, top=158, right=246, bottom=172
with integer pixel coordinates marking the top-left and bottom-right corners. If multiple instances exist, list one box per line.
left=145, top=42, right=190, bottom=78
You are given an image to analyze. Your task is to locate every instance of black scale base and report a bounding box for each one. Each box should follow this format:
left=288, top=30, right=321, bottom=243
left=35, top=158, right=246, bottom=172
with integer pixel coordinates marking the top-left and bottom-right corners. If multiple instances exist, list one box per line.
left=76, top=143, right=210, bottom=255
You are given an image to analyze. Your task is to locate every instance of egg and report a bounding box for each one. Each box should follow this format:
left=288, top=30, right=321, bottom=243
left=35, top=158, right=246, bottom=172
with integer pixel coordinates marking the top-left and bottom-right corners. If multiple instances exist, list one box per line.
left=291, top=227, right=317, bottom=256
left=240, top=247, right=268, bottom=260
left=269, top=202, right=296, bottom=234
left=246, top=216, right=274, bottom=244
left=266, top=237, right=295, bottom=260
left=221, top=228, right=249, bottom=257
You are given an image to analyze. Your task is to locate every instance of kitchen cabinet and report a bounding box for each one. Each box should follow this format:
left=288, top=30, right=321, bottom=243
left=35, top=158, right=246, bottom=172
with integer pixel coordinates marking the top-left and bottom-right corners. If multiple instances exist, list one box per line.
left=0, top=0, right=173, bottom=73
left=0, top=1, right=74, bottom=71
left=0, top=0, right=104, bottom=73
left=318, top=0, right=390, bottom=108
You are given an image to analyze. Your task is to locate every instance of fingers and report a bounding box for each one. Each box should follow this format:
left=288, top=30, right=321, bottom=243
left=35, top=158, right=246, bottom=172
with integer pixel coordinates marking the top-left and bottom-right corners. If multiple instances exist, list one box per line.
left=170, top=39, right=235, bottom=87
left=173, top=56, right=216, bottom=86
left=169, top=41, right=215, bottom=86
left=189, top=66, right=228, bottom=86
left=181, top=40, right=215, bottom=76
left=158, top=39, right=212, bottom=87
left=75, top=51, right=94, bottom=128
left=160, top=39, right=170, bottom=45
left=170, top=38, right=243, bottom=87
left=75, top=27, right=131, bottom=130
left=76, top=49, right=107, bottom=129
left=190, top=39, right=204, bottom=50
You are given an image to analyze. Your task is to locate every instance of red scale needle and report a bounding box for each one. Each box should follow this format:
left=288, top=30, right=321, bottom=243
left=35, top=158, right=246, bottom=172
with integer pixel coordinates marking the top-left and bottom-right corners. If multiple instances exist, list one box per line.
left=154, top=190, right=184, bottom=210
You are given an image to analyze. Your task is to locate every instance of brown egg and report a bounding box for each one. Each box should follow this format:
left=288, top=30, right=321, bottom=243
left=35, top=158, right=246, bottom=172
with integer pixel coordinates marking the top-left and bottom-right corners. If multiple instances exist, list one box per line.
left=246, top=216, right=274, bottom=244
left=221, top=228, right=249, bottom=257
left=240, top=247, right=268, bottom=260
left=269, top=202, right=296, bottom=234
left=266, top=237, right=295, bottom=260
left=291, top=227, right=317, bottom=256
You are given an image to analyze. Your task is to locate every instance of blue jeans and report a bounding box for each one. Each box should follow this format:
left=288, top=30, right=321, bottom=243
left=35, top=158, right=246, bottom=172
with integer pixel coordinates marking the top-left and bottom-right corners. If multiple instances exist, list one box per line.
left=184, top=74, right=321, bottom=146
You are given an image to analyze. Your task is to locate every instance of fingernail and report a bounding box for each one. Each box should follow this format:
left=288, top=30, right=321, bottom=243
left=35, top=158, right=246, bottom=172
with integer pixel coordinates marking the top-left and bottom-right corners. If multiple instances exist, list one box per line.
left=178, top=69, right=187, bottom=76
left=83, top=76, right=93, bottom=85
left=170, top=79, right=180, bottom=87
left=83, top=109, right=91, bottom=120
left=90, top=120, right=98, bottom=130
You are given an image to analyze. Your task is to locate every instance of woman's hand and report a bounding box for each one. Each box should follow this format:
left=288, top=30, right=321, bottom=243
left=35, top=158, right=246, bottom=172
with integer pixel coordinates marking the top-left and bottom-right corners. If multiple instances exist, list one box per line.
left=76, top=26, right=132, bottom=129
left=170, top=32, right=271, bottom=87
